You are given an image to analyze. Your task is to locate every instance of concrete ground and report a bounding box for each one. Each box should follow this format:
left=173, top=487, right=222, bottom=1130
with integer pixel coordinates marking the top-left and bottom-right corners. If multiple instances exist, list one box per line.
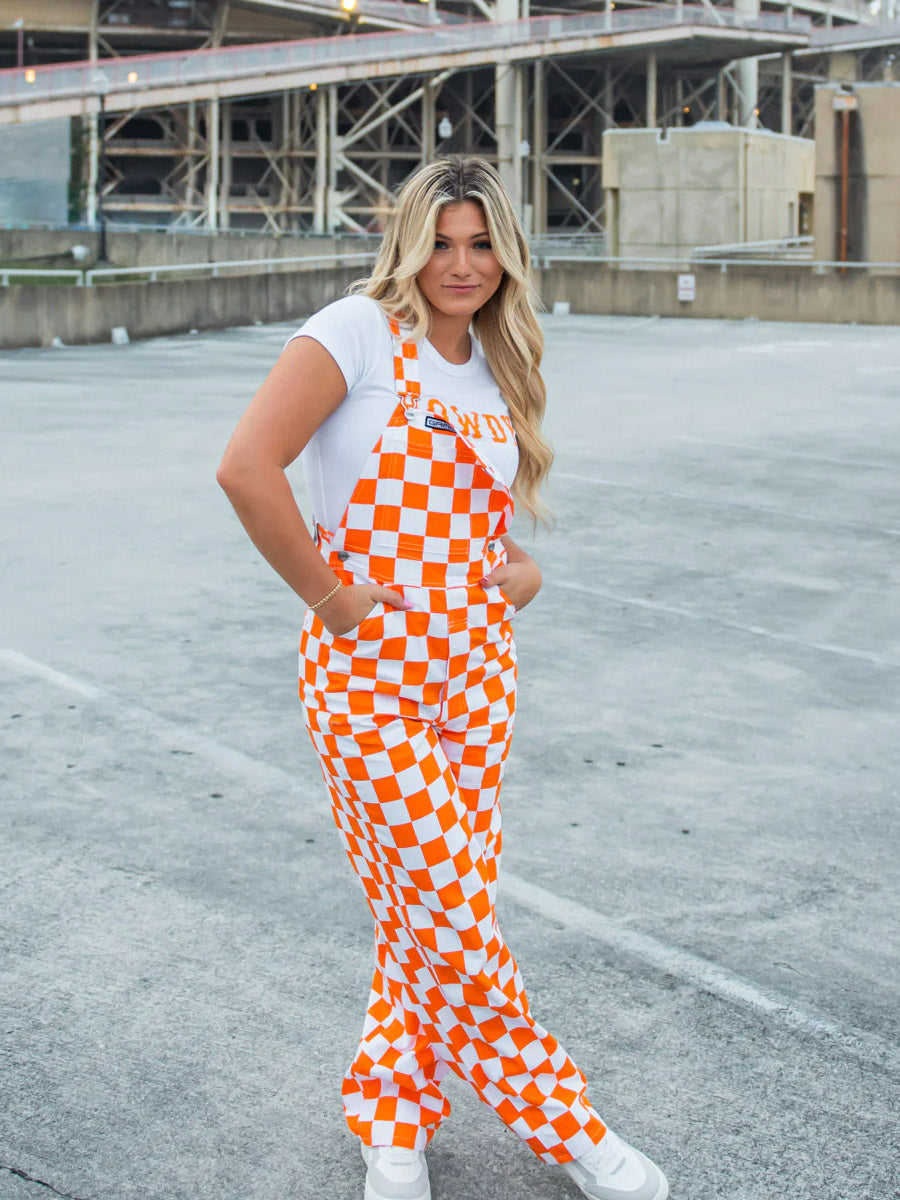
left=1, top=313, right=898, bottom=1200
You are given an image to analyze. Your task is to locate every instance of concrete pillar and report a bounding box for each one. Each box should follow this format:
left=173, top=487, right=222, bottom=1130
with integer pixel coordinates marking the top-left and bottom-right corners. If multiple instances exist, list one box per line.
left=327, top=84, right=339, bottom=233
left=532, top=59, right=546, bottom=235
left=290, top=91, right=302, bottom=232
left=495, top=62, right=524, bottom=214
left=734, top=0, right=760, bottom=127
left=493, top=0, right=524, bottom=214
left=220, top=99, right=232, bottom=230
left=717, top=69, right=727, bottom=122
left=781, top=52, right=792, bottom=135
left=314, top=86, right=327, bottom=233
left=828, top=51, right=859, bottom=82
left=86, top=1, right=99, bottom=227
left=422, top=78, right=436, bottom=165
left=185, top=101, right=198, bottom=218
left=462, top=72, right=474, bottom=149
left=206, top=97, right=220, bottom=230
left=646, top=52, right=657, bottom=128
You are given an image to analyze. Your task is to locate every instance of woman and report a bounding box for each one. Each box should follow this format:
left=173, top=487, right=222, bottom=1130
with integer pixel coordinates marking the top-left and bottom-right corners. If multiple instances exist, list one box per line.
left=217, top=154, right=668, bottom=1200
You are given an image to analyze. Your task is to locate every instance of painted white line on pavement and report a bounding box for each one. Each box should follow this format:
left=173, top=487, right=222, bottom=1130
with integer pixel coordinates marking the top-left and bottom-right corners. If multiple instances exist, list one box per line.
left=4, top=647, right=899, bottom=1076
left=548, top=580, right=900, bottom=670
left=553, top=471, right=900, bottom=539
left=672, top=436, right=897, bottom=473
left=0, top=648, right=303, bottom=795
left=501, top=871, right=900, bottom=1077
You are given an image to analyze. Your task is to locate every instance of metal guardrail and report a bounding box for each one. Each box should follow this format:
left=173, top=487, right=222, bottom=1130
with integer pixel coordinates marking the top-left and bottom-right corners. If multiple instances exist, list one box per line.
left=7, top=250, right=899, bottom=288
left=539, top=253, right=900, bottom=273
left=0, top=267, right=85, bottom=285
left=0, top=7, right=812, bottom=109
left=692, top=235, right=814, bottom=259
left=82, top=250, right=377, bottom=284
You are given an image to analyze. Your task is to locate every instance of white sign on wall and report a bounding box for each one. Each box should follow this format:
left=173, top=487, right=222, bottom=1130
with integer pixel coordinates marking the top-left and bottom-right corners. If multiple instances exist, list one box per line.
left=677, top=274, right=696, bottom=302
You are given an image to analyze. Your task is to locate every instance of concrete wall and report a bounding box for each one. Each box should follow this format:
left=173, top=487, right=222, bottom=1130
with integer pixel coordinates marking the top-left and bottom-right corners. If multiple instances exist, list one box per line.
left=603, top=126, right=815, bottom=258
left=0, top=228, right=374, bottom=270
left=0, top=119, right=71, bottom=226
left=540, top=261, right=900, bottom=324
left=4, top=259, right=900, bottom=350
left=0, top=267, right=364, bottom=349
left=814, top=83, right=900, bottom=265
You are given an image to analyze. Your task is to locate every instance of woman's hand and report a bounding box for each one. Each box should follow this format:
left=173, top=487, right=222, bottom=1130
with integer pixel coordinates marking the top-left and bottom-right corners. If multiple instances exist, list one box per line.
left=480, top=556, right=542, bottom=612
left=315, top=583, right=411, bottom=637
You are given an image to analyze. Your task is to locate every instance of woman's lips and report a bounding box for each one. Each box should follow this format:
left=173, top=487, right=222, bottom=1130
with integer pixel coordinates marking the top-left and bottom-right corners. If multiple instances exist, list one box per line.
left=445, top=284, right=478, bottom=292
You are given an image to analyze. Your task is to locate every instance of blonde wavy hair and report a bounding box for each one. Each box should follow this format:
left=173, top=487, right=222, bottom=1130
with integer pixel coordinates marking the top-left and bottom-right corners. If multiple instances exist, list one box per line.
left=349, top=154, right=553, bottom=525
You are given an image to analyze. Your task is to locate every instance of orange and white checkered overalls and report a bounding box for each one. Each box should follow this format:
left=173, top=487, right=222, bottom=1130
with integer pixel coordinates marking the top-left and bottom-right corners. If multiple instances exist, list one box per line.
left=298, top=316, right=607, bottom=1164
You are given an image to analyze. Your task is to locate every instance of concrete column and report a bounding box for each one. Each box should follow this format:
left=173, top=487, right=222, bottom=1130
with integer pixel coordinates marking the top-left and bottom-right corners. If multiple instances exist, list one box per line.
left=828, top=51, right=859, bottom=82
left=86, top=1, right=99, bottom=227
left=717, top=68, right=727, bottom=122
left=646, top=52, right=658, bottom=128
left=531, top=59, right=546, bottom=235
left=220, top=99, right=232, bottom=230
left=327, top=84, right=339, bottom=233
left=462, top=72, right=474, bottom=149
left=314, top=86, right=327, bottom=233
left=781, top=52, right=792, bottom=134
left=493, top=0, right=523, bottom=213
left=291, top=91, right=302, bottom=232
left=495, top=62, right=524, bottom=214
left=206, top=97, right=220, bottom=230
left=734, top=0, right=760, bottom=127
left=422, top=78, right=436, bottom=165
left=185, top=101, right=198, bottom=218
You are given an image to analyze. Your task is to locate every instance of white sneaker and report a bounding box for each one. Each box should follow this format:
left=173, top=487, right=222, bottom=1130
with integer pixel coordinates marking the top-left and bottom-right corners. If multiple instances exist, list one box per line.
left=562, top=1129, right=669, bottom=1200
left=360, top=1142, right=431, bottom=1200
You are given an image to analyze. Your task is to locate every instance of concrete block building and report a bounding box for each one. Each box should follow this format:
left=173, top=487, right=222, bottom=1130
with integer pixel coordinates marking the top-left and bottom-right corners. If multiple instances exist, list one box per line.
left=814, top=82, right=900, bottom=264
left=603, top=125, right=815, bottom=258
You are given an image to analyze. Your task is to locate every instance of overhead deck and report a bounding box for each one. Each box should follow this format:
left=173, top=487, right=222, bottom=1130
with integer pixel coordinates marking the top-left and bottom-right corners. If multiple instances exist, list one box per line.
left=0, top=7, right=811, bottom=126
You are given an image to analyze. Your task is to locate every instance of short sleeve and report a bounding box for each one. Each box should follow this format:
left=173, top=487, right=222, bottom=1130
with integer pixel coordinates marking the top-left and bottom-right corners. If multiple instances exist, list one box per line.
left=283, top=294, right=387, bottom=394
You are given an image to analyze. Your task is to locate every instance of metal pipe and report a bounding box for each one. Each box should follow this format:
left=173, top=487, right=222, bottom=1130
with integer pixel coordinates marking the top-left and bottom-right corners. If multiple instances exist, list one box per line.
left=97, top=91, right=107, bottom=263
left=839, top=106, right=849, bottom=274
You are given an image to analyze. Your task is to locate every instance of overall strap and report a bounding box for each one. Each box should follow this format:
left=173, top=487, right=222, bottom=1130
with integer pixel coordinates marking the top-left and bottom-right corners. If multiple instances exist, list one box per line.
left=388, top=316, right=421, bottom=405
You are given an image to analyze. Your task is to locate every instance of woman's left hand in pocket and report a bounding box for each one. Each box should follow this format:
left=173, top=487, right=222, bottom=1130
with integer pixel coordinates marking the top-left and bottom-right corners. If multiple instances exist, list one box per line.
left=480, top=557, right=542, bottom=612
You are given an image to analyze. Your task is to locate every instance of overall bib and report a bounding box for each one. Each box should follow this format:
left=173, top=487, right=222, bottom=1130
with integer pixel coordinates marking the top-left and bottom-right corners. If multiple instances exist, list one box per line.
left=299, top=317, right=606, bottom=1165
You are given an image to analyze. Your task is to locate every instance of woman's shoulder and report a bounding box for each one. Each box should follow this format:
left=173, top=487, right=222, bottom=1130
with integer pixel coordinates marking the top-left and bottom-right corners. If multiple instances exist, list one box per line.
left=312, top=292, right=391, bottom=330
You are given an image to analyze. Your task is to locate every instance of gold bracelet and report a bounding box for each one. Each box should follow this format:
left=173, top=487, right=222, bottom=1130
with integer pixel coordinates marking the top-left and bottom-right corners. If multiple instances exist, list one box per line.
left=308, top=581, right=342, bottom=612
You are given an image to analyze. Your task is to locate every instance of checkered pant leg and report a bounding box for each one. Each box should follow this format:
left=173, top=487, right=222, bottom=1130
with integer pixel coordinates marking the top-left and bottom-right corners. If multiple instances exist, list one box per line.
left=306, top=711, right=607, bottom=1164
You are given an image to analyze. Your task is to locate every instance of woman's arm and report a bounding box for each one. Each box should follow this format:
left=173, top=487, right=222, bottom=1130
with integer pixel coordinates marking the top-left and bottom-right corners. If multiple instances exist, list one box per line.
left=216, top=336, right=408, bottom=634
left=480, top=534, right=542, bottom=611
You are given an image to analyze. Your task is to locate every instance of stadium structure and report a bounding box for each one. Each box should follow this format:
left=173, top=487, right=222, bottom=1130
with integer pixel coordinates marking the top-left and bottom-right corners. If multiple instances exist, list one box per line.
left=0, top=0, right=898, bottom=236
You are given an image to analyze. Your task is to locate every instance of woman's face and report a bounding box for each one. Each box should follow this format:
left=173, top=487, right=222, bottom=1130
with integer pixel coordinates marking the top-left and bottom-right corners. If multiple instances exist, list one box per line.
left=416, top=200, right=504, bottom=319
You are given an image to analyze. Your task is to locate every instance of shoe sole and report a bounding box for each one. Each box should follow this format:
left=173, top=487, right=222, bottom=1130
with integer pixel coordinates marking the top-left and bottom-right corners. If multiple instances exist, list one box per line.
left=360, top=1143, right=431, bottom=1200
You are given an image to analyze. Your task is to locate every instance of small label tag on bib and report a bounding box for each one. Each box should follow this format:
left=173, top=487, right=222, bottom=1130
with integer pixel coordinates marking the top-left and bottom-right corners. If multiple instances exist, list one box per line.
left=424, top=414, right=456, bottom=434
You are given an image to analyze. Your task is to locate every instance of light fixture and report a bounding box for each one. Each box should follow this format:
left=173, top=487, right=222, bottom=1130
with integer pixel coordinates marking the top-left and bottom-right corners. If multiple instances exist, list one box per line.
left=682, top=105, right=690, bottom=113
left=341, top=0, right=357, bottom=12
left=753, top=107, right=760, bottom=115
left=25, top=67, right=35, bottom=83
left=127, top=70, right=138, bottom=83
left=518, top=138, right=530, bottom=156
left=438, top=115, right=452, bottom=139
left=310, top=82, right=318, bottom=91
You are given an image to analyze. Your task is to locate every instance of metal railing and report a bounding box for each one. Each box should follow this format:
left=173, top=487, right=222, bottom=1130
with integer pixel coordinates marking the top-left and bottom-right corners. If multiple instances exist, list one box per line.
left=0, top=7, right=812, bottom=109
left=538, top=253, right=900, bottom=273
left=7, top=250, right=900, bottom=288
left=692, top=235, right=814, bottom=260
left=0, top=266, right=85, bottom=285
left=82, top=250, right=376, bottom=284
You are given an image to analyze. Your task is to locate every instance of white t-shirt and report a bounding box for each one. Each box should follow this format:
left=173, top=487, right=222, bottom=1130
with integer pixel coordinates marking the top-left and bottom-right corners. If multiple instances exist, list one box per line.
left=285, top=294, right=519, bottom=532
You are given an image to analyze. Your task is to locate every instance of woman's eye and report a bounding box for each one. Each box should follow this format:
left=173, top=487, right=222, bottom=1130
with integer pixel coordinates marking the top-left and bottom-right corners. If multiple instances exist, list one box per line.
left=475, top=241, right=493, bottom=250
